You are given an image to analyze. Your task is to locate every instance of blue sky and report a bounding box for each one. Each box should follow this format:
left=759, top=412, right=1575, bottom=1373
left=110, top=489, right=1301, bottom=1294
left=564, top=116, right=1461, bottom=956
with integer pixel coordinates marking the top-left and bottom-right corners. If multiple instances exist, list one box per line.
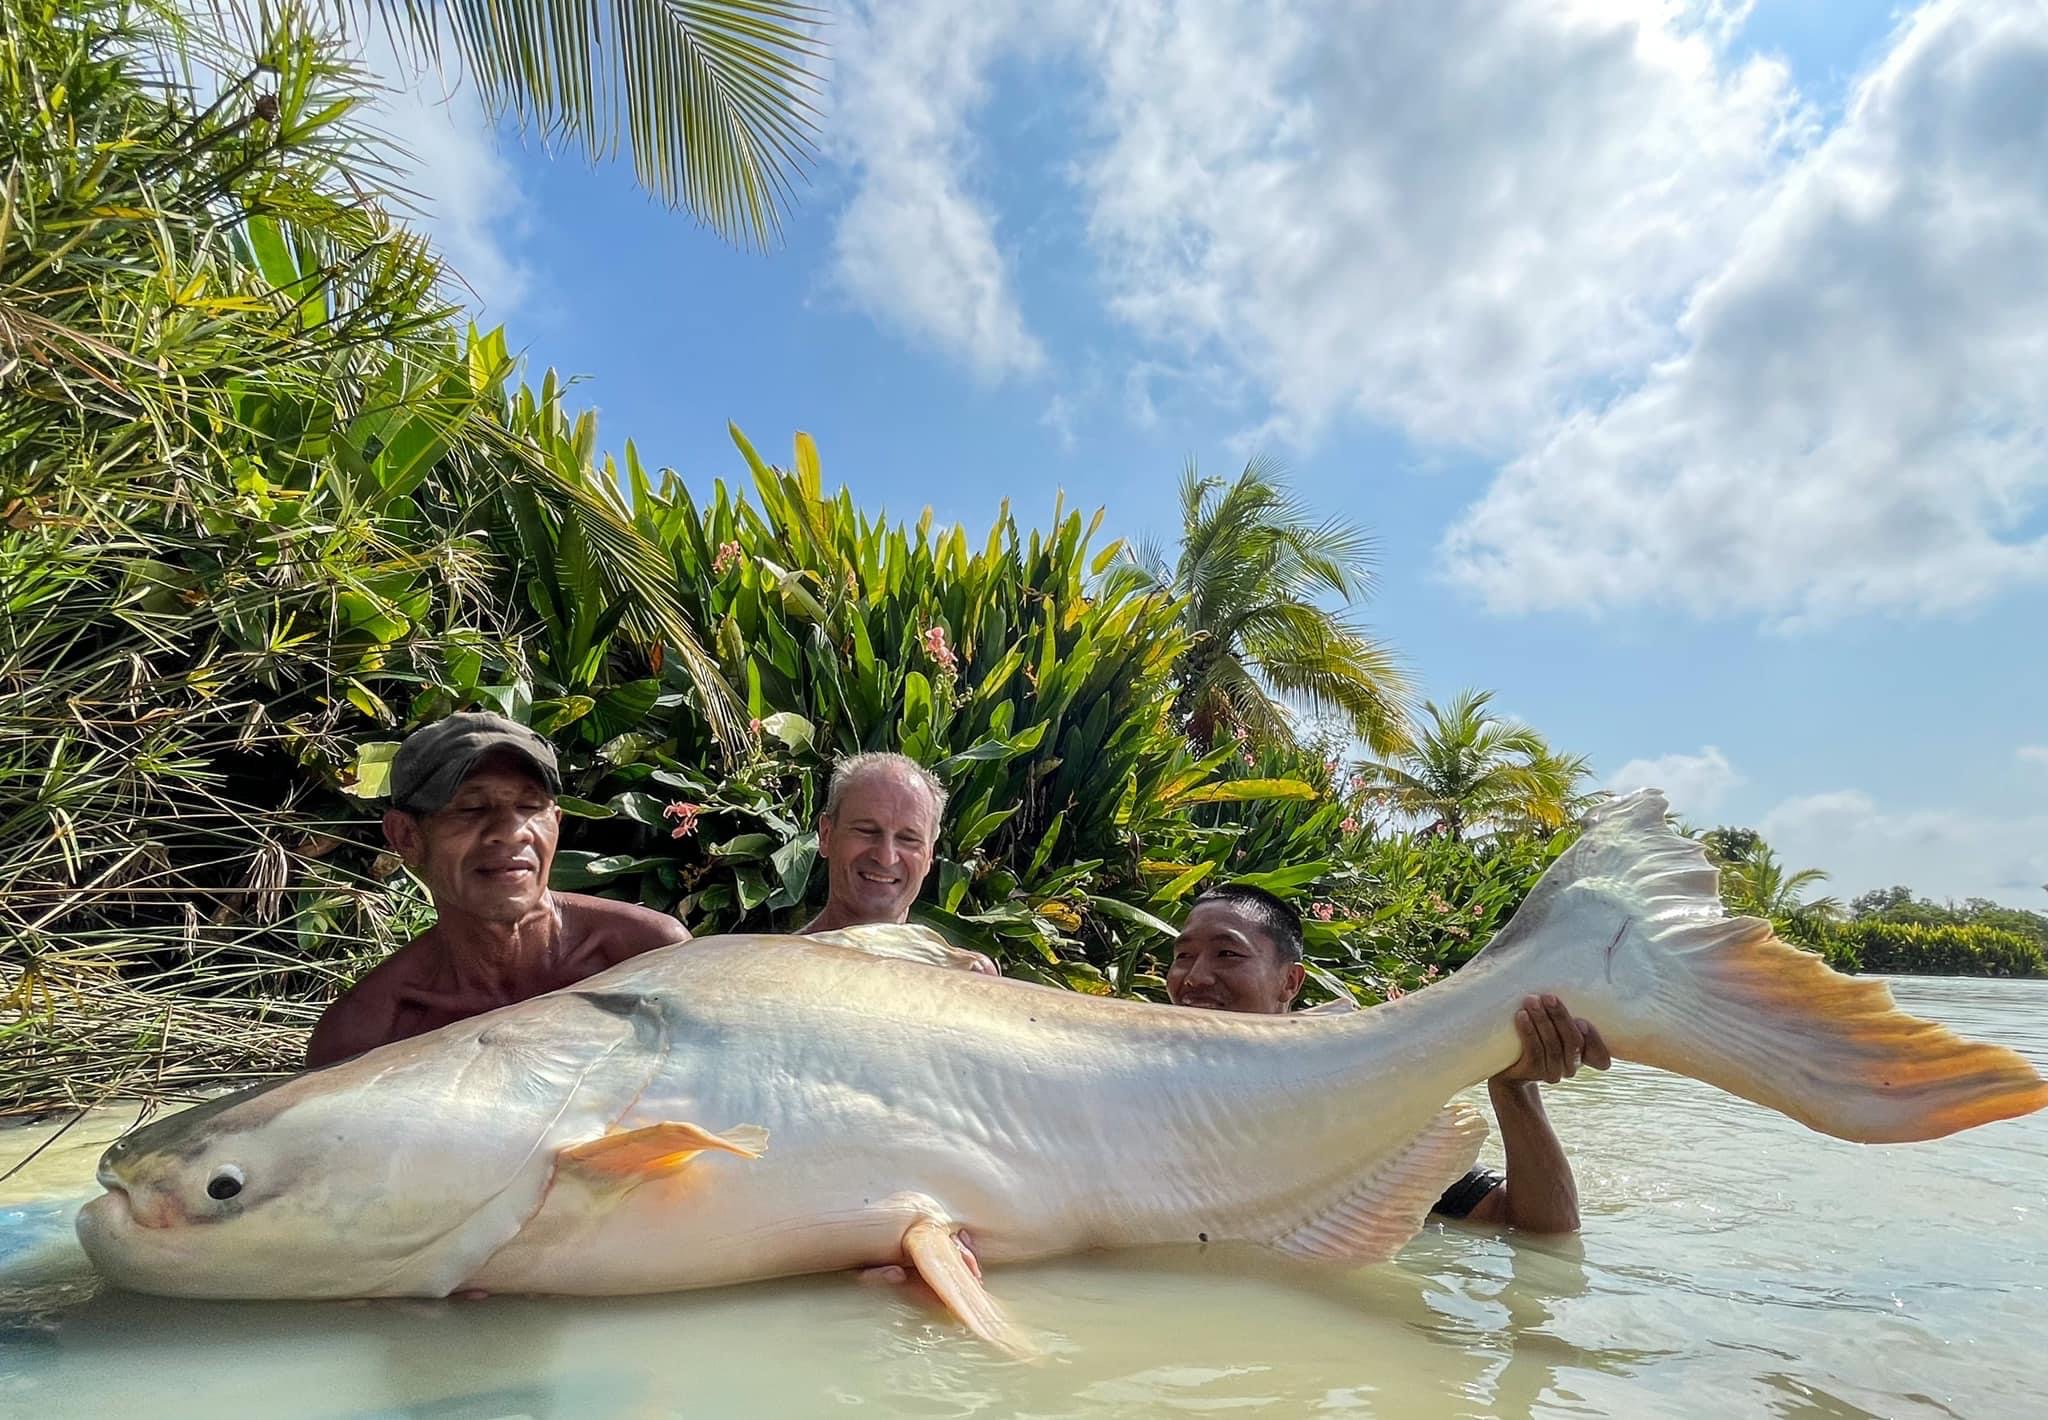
left=372, top=0, right=2048, bottom=909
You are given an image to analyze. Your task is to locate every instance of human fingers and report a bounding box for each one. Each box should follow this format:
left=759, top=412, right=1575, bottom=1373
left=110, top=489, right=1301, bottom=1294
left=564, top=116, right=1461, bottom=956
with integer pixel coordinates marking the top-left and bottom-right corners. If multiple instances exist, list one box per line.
left=1542, top=996, right=1584, bottom=1077
left=1528, top=995, right=1569, bottom=1082
left=1578, top=1020, right=1614, bottom=1071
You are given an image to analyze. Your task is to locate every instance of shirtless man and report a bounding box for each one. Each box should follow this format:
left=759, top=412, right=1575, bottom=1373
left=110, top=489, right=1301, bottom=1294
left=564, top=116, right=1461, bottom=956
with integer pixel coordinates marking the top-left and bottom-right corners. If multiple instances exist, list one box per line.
left=1167, top=884, right=1609, bottom=1233
left=306, top=712, right=689, bottom=1067
left=800, top=751, right=996, bottom=976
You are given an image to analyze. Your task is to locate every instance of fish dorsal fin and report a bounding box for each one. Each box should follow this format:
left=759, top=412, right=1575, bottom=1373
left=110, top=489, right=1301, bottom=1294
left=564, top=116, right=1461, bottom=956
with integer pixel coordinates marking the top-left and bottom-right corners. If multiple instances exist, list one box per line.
left=808, top=923, right=983, bottom=972
left=559, top=1121, right=768, bottom=1187
left=1267, top=1103, right=1487, bottom=1264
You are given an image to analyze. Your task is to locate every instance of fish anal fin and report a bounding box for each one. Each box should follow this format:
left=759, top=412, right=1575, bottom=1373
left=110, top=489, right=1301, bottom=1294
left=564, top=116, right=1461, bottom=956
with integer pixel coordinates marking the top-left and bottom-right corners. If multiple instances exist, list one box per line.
left=901, top=1216, right=1037, bottom=1359
left=1270, top=1103, right=1488, bottom=1264
left=560, top=1121, right=768, bottom=1184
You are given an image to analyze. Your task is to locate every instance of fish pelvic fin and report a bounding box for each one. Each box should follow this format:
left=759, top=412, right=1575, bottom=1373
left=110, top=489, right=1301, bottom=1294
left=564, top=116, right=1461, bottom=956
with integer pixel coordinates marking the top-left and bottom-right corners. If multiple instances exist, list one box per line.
left=1492, top=790, right=2048, bottom=1144
left=1268, top=1102, right=1488, bottom=1264
left=559, top=1121, right=768, bottom=1187
left=901, top=1215, right=1037, bottom=1359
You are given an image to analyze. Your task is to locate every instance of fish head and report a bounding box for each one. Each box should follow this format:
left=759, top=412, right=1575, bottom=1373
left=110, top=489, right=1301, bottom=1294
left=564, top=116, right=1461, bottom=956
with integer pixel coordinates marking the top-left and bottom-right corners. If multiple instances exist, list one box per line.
left=77, top=992, right=660, bottom=1298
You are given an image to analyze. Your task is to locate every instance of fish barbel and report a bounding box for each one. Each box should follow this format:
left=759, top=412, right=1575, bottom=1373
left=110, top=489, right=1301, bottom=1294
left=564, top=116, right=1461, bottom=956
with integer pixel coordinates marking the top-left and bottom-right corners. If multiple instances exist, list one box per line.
left=76, top=792, right=2048, bottom=1352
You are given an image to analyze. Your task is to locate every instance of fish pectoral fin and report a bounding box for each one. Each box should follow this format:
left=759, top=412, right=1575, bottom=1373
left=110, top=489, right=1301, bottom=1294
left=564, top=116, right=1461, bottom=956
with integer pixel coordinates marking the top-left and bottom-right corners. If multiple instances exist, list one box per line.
left=559, top=1121, right=769, bottom=1184
left=901, top=1217, right=1036, bottom=1359
left=1268, top=1102, right=1488, bottom=1265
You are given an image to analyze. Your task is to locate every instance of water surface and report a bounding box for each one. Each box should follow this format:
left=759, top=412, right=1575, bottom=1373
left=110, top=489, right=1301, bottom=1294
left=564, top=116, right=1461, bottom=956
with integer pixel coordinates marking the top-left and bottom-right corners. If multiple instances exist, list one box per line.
left=3, top=976, right=2043, bottom=1417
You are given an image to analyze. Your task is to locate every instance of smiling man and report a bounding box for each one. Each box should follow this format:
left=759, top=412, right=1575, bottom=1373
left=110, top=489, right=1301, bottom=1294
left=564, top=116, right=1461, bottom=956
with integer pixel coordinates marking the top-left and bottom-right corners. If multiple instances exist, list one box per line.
left=797, top=755, right=994, bottom=982
left=1167, top=884, right=1608, bottom=1233
left=305, top=713, right=690, bottom=1067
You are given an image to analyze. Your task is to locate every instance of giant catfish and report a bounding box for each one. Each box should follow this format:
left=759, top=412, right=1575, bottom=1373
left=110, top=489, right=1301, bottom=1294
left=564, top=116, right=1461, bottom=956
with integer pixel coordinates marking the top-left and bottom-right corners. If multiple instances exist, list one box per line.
left=76, top=792, right=2048, bottom=1352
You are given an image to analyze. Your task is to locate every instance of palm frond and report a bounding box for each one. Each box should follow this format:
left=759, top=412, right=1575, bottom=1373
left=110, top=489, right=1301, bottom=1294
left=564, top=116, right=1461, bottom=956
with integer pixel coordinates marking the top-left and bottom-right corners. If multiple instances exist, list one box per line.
left=357, top=0, right=823, bottom=248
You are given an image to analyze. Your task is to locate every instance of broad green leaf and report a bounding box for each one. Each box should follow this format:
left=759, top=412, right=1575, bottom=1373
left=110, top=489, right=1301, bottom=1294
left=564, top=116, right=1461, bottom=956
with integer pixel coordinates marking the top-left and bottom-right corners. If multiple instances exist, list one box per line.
left=346, top=741, right=401, bottom=798
left=759, top=711, right=814, bottom=752
left=551, top=852, right=666, bottom=889
left=1084, top=893, right=1179, bottom=938
left=556, top=794, right=616, bottom=819
left=711, top=832, right=777, bottom=860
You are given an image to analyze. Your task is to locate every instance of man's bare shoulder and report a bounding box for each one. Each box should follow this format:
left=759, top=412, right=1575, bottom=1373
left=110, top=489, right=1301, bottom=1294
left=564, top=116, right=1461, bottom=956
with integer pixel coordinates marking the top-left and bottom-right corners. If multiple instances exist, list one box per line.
left=307, top=936, right=439, bottom=1066
left=556, top=892, right=690, bottom=966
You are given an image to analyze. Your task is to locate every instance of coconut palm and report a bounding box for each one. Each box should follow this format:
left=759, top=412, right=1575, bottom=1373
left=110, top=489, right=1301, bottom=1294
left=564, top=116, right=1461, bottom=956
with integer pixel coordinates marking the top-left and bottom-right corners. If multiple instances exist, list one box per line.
left=1133, top=458, right=1411, bottom=755
left=300, top=0, right=822, bottom=248
left=1707, top=836, right=1843, bottom=944
left=1352, top=689, right=1583, bottom=840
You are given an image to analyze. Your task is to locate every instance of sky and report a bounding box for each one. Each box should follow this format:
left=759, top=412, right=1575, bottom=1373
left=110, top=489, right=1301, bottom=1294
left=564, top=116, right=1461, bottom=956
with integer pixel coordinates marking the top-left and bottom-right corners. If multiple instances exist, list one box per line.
left=362, top=0, right=2048, bottom=910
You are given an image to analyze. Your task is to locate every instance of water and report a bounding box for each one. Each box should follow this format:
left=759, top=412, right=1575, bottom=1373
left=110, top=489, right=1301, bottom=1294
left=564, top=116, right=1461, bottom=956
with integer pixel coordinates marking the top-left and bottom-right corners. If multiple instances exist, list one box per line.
left=3, top=977, right=2044, bottom=1418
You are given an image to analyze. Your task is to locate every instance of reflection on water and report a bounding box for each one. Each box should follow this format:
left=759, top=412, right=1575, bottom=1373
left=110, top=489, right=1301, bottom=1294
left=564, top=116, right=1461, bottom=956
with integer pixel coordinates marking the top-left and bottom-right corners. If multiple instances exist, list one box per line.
left=2, top=977, right=2043, bottom=1418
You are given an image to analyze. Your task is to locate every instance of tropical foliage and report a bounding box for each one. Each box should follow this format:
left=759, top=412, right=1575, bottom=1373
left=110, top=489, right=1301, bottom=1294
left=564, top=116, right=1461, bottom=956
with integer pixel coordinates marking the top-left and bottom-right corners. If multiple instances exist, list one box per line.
left=1701, top=830, right=1843, bottom=948
left=1133, top=460, right=1410, bottom=756
left=1352, top=689, right=1596, bottom=840
left=1824, top=922, right=2044, bottom=979
left=333, top=0, right=822, bottom=246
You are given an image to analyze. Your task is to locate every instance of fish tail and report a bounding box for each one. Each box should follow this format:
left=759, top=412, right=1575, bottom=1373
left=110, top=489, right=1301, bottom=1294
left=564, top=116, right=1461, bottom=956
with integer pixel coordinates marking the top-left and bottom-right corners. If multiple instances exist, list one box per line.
left=1484, top=790, right=2048, bottom=1144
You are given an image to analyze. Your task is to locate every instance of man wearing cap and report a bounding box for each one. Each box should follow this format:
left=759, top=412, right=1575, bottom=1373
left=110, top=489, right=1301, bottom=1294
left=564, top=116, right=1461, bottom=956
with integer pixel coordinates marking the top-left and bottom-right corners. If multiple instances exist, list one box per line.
left=306, top=712, right=690, bottom=1067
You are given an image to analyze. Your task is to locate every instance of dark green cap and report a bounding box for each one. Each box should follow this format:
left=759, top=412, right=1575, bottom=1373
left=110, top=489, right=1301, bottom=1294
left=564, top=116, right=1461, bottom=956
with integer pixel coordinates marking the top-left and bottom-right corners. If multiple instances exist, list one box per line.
left=388, top=712, right=560, bottom=813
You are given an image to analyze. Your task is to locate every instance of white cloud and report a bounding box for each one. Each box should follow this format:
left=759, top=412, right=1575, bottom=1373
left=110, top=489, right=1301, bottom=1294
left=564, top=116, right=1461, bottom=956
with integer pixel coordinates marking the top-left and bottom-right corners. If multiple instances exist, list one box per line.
left=826, top=2, right=1045, bottom=381
left=357, top=36, right=532, bottom=318
left=1762, top=789, right=2048, bottom=907
left=1444, top=1, right=2048, bottom=621
left=1039, top=393, right=1077, bottom=451
left=1077, top=0, right=1802, bottom=450
left=2020, top=745, right=2048, bottom=768
left=1607, top=745, right=1744, bottom=818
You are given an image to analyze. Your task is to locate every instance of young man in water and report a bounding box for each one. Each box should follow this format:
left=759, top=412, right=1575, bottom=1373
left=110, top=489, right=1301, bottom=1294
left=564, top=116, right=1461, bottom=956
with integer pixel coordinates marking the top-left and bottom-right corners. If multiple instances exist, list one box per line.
left=306, top=713, right=690, bottom=1067
left=1166, top=884, right=1608, bottom=1233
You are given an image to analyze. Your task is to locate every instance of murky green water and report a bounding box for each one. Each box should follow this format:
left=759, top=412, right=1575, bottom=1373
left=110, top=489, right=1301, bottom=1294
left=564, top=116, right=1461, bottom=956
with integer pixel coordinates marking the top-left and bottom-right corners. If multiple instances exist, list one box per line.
left=4, top=976, right=2044, bottom=1418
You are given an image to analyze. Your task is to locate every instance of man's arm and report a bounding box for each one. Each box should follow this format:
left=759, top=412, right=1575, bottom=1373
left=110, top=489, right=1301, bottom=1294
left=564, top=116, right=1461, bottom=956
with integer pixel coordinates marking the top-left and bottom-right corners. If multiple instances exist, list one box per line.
left=1456, top=994, right=1609, bottom=1233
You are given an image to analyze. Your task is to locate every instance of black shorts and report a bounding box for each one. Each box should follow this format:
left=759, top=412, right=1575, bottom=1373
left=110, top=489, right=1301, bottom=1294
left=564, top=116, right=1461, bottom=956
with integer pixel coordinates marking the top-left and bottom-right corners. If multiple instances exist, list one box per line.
left=1432, top=1167, right=1504, bottom=1219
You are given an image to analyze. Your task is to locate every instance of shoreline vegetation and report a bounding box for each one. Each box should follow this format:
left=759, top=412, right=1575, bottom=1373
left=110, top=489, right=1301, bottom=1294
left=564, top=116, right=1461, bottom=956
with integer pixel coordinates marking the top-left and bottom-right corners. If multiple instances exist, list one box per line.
left=3, top=3, right=2041, bottom=1120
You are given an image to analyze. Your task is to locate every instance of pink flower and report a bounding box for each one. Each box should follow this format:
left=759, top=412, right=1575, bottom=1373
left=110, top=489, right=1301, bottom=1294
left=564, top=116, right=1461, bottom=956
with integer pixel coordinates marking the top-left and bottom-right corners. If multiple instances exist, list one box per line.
left=748, top=716, right=763, bottom=738
left=922, top=625, right=959, bottom=675
left=712, top=541, right=742, bottom=575
left=1310, top=901, right=1335, bottom=922
left=1340, top=817, right=1359, bottom=834
left=1385, top=982, right=1406, bottom=1001
left=1349, top=773, right=1367, bottom=792
left=1423, top=964, right=1440, bottom=981
left=663, top=801, right=701, bottom=839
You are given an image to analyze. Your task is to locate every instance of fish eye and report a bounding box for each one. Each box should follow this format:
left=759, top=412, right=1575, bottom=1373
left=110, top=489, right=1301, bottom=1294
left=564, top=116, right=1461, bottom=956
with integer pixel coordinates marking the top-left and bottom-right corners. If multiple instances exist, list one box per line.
left=207, top=1165, right=245, bottom=1201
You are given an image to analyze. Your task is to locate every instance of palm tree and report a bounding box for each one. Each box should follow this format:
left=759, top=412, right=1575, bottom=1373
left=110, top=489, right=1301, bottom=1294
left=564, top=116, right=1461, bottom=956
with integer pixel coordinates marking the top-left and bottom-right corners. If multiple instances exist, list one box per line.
left=319, top=1, right=822, bottom=248
left=1707, top=836, right=1843, bottom=943
left=1133, top=458, right=1411, bottom=755
left=1352, top=689, right=1582, bottom=840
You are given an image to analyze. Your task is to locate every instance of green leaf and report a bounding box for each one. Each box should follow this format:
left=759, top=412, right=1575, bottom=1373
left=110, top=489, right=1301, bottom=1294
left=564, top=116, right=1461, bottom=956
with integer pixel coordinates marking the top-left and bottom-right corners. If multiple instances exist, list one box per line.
left=711, top=832, right=777, bottom=860
left=1084, top=893, right=1179, bottom=938
left=1153, top=860, right=1218, bottom=904
left=346, top=741, right=402, bottom=799
left=734, top=863, right=772, bottom=910
left=759, top=711, right=814, bottom=753
left=611, top=791, right=673, bottom=826
left=551, top=852, right=666, bottom=890
left=1227, top=860, right=1333, bottom=895
left=1175, top=777, right=1319, bottom=805
left=769, top=832, right=818, bottom=907
left=556, top=794, right=617, bottom=819
left=955, top=804, right=1020, bottom=852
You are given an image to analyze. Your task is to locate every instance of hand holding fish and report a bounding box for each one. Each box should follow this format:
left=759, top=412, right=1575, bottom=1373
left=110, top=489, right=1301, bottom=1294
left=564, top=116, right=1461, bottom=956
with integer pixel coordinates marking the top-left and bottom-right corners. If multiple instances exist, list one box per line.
left=1492, top=994, right=1613, bottom=1087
